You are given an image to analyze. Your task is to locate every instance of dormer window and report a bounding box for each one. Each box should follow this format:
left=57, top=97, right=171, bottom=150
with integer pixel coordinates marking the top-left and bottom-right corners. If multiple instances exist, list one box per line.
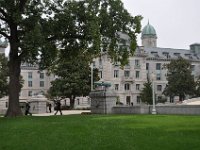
left=174, top=53, right=180, bottom=57
left=163, top=52, right=170, bottom=58
left=151, top=51, right=159, bottom=57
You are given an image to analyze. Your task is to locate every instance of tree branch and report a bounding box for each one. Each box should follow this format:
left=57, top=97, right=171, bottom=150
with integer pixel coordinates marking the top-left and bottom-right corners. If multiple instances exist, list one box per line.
left=19, top=0, right=28, bottom=13
left=0, top=8, right=8, bottom=19
left=0, top=15, right=8, bottom=23
left=0, top=30, right=10, bottom=39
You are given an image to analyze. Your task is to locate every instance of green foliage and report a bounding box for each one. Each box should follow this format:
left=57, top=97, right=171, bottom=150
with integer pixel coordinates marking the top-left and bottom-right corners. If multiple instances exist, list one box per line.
left=1, top=115, right=200, bottom=150
left=163, top=58, right=195, bottom=101
left=48, top=54, right=99, bottom=108
left=51, top=0, right=142, bottom=65
left=0, top=54, right=8, bottom=98
left=140, top=78, right=153, bottom=105
left=194, top=77, right=200, bottom=97
left=0, top=0, right=142, bottom=116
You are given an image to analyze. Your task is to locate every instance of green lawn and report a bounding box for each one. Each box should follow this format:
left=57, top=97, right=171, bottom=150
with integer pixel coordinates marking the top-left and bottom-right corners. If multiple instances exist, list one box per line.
left=0, top=115, right=200, bottom=150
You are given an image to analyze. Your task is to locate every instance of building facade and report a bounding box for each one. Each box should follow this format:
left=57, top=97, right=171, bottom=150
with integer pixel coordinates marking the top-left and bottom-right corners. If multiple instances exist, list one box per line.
left=94, top=22, right=200, bottom=105
left=20, top=63, right=55, bottom=99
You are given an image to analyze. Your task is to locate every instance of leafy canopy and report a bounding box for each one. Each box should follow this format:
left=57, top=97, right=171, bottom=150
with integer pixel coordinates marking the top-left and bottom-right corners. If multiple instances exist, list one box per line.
left=163, top=58, right=195, bottom=101
left=140, top=79, right=153, bottom=105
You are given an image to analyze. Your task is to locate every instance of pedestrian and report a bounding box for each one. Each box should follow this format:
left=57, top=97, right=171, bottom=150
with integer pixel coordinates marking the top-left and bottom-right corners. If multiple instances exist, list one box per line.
left=48, top=103, right=52, bottom=113
left=25, top=102, right=32, bottom=116
left=54, top=100, right=62, bottom=115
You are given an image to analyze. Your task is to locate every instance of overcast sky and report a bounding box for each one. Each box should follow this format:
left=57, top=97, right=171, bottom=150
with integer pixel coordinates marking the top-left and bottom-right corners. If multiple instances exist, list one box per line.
left=122, top=0, right=200, bottom=49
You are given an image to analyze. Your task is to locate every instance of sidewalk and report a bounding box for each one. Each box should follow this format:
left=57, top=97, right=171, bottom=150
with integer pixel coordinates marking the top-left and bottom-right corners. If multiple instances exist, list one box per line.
left=32, top=110, right=91, bottom=116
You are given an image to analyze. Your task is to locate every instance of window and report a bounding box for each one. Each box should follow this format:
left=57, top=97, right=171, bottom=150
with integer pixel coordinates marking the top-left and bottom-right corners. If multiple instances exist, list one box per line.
left=191, top=65, right=195, bottom=71
left=136, top=84, right=140, bottom=90
left=28, top=81, right=32, bottom=87
left=28, top=72, right=32, bottom=79
left=40, top=81, right=44, bottom=87
left=136, top=71, right=140, bottom=78
left=124, top=83, right=130, bottom=90
left=146, top=63, right=149, bottom=70
left=99, top=71, right=103, bottom=79
left=156, top=73, right=161, bottom=80
left=163, top=52, right=170, bottom=58
left=114, top=70, right=119, bottom=78
left=157, top=85, right=162, bottom=91
left=156, top=63, right=161, bottom=70
left=28, top=91, right=32, bottom=96
left=135, top=59, right=140, bottom=66
left=99, top=58, right=102, bottom=66
left=126, top=96, right=131, bottom=105
left=115, top=84, right=119, bottom=91
left=137, top=96, right=141, bottom=104
left=124, top=71, right=130, bottom=78
left=40, top=73, right=44, bottom=79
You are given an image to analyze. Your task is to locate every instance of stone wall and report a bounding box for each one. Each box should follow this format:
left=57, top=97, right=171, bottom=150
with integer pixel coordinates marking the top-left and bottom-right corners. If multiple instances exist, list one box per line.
left=112, top=105, right=200, bottom=115
left=155, top=105, right=200, bottom=115
left=112, top=105, right=150, bottom=114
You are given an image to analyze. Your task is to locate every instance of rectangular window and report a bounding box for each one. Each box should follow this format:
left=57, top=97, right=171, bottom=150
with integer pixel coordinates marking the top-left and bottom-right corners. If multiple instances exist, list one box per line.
left=136, top=71, right=140, bottom=78
left=156, top=63, right=161, bottom=70
left=28, top=81, right=32, bottom=87
left=163, top=52, right=170, bottom=58
left=124, top=83, right=130, bottom=91
left=40, top=81, right=44, bottom=87
left=137, top=96, right=141, bottom=104
left=146, top=63, right=149, bottom=70
left=114, top=70, right=119, bottom=78
left=157, top=85, right=162, bottom=91
left=99, top=71, right=103, bottom=79
left=124, top=70, right=130, bottom=78
left=191, top=65, right=195, bottom=71
left=28, top=91, right=32, bottom=96
left=136, top=84, right=140, bottom=90
left=135, top=59, right=140, bottom=66
left=28, top=72, right=32, bottom=79
left=99, top=58, right=102, bottom=66
left=156, top=73, right=161, bottom=80
left=40, top=73, right=44, bottom=79
left=115, top=84, right=119, bottom=91
left=126, top=96, right=131, bottom=105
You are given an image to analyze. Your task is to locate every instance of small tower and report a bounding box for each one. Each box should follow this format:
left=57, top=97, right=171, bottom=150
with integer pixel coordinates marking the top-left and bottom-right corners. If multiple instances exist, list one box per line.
left=141, top=21, right=157, bottom=47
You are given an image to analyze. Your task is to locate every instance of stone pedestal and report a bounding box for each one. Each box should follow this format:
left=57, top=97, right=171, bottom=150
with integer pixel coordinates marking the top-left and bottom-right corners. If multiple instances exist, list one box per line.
left=29, top=95, right=54, bottom=114
left=90, top=89, right=117, bottom=114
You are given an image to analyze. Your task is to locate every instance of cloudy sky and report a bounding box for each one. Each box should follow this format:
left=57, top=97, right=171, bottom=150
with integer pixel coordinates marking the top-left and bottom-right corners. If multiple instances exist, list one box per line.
left=122, top=0, right=200, bottom=49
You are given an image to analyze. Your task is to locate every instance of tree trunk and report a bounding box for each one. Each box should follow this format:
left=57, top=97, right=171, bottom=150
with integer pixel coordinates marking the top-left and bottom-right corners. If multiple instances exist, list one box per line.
left=5, top=24, right=22, bottom=117
left=70, top=96, right=75, bottom=109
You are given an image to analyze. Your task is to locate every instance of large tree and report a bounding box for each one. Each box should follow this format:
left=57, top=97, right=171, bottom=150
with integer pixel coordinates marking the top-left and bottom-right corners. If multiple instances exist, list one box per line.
left=49, top=54, right=99, bottom=108
left=0, top=0, right=142, bottom=117
left=0, top=0, right=58, bottom=117
left=140, top=79, right=153, bottom=105
left=0, top=53, right=9, bottom=98
left=163, top=58, right=195, bottom=101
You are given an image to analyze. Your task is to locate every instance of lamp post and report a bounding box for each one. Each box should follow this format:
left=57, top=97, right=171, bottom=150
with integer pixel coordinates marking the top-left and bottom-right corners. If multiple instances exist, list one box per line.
left=151, top=72, right=157, bottom=114
left=91, top=62, right=94, bottom=91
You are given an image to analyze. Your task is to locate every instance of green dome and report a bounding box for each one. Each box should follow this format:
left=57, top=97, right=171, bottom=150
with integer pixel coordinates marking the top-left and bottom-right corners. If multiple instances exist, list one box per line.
left=142, top=22, right=157, bottom=37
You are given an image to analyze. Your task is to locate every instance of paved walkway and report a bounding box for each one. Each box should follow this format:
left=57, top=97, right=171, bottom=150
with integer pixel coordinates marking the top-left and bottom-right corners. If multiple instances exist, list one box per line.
left=32, top=110, right=91, bottom=116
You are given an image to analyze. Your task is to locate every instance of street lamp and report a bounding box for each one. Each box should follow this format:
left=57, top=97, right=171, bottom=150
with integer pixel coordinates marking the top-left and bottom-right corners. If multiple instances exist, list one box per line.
left=91, top=62, right=94, bottom=91
left=151, top=72, right=157, bottom=114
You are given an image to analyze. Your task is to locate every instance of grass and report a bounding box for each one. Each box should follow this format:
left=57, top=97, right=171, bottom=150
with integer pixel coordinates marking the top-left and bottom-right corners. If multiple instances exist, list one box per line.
left=0, top=115, right=200, bottom=150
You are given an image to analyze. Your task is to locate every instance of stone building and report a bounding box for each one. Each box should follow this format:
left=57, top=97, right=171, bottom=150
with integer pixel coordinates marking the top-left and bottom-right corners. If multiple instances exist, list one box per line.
left=20, top=62, right=54, bottom=99
left=94, top=22, right=200, bottom=105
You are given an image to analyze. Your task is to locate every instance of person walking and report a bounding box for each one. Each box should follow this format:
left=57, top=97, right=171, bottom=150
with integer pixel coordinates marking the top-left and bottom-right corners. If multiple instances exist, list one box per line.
left=25, top=102, right=32, bottom=116
left=54, top=100, right=62, bottom=115
left=48, top=103, right=52, bottom=113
